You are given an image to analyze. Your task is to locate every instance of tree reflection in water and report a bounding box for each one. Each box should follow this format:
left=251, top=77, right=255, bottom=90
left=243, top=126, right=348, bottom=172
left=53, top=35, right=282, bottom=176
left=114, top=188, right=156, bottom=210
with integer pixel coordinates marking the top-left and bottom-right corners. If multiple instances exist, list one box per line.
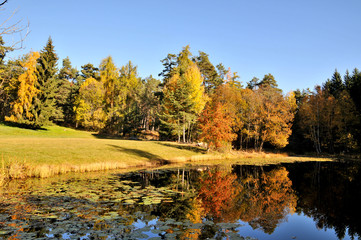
left=1, top=162, right=361, bottom=239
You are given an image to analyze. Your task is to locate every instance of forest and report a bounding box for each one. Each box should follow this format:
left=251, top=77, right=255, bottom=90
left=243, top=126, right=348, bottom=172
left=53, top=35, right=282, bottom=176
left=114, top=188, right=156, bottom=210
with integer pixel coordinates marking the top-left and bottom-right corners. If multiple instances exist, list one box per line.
left=0, top=36, right=360, bottom=154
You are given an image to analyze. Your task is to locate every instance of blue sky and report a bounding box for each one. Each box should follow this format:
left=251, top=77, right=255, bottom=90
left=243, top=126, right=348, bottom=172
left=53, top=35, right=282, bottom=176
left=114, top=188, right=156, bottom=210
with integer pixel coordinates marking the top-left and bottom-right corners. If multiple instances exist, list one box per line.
left=2, top=0, right=361, bottom=93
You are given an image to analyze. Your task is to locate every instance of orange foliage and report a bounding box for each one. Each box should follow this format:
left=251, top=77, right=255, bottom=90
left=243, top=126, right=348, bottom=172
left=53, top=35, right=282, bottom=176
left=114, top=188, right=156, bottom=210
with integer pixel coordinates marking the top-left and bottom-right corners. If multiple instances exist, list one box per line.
left=239, top=167, right=297, bottom=233
left=198, top=170, right=241, bottom=222
left=199, top=101, right=236, bottom=149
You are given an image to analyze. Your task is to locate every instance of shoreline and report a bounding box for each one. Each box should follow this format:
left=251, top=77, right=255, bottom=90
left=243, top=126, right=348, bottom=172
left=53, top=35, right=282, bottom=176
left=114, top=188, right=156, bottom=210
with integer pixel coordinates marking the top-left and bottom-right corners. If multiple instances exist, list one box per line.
left=0, top=150, right=337, bottom=184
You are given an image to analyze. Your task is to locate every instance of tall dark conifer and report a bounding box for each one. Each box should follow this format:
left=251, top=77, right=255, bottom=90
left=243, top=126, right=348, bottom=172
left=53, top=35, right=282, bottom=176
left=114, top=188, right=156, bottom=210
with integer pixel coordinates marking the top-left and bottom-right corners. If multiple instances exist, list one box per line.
left=57, top=57, right=78, bottom=124
left=193, top=51, right=221, bottom=93
left=32, top=37, right=59, bottom=126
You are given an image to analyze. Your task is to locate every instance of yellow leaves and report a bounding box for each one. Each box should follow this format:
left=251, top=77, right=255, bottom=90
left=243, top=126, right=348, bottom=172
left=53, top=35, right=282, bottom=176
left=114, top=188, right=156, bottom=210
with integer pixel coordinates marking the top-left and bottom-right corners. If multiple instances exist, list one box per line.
left=74, top=77, right=107, bottom=130
left=184, top=63, right=206, bottom=114
left=6, top=51, right=40, bottom=123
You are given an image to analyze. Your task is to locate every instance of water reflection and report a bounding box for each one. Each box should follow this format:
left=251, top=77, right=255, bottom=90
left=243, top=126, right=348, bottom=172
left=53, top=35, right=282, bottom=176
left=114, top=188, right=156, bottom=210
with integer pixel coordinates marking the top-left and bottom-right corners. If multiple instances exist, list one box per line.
left=0, top=161, right=361, bottom=239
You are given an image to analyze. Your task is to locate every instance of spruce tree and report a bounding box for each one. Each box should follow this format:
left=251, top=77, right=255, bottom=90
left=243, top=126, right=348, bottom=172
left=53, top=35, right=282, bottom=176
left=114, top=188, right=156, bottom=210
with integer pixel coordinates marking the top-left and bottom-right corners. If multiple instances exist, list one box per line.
left=57, top=57, right=78, bottom=124
left=193, top=51, right=221, bottom=93
left=323, top=69, right=344, bottom=98
left=32, top=37, right=59, bottom=126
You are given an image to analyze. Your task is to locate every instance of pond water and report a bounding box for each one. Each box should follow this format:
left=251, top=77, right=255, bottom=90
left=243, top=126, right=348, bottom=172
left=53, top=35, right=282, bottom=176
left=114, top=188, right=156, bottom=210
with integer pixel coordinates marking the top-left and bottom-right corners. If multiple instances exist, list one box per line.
left=1, top=161, right=361, bottom=239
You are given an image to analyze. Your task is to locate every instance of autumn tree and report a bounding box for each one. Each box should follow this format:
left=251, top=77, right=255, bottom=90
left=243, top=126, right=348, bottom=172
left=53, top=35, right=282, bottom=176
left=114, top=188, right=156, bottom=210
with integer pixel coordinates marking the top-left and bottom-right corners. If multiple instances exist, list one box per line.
left=119, top=61, right=142, bottom=136
left=198, top=169, right=241, bottom=222
left=99, top=56, right=121, bottom=134
left=74, top=77, right=106, bottom=130
left=199, top=100, right=236, bottom=150
left=239, top=167, right=297, bottom=234
left=255, top=86, right=296, bottom=151
left=160, top=46, right=206, bottom=142
left=5, top=51, right=40, bottom=124
left=298, top=84, right=359, bottom=153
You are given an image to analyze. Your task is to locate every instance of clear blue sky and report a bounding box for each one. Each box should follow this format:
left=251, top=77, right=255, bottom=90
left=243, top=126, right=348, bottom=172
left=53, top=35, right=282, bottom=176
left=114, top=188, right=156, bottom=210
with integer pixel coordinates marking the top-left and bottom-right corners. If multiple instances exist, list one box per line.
left=2, top=0, right=361, bottom=93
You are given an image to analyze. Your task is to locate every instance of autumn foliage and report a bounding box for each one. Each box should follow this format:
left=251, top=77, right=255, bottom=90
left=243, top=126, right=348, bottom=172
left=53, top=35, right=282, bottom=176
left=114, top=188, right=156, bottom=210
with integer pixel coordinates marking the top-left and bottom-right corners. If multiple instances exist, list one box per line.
left=199, top=100, right=236, bottom=150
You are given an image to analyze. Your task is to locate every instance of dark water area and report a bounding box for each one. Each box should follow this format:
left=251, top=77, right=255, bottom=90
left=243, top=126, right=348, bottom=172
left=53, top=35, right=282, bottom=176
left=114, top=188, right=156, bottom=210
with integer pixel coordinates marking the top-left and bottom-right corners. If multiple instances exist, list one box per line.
left=0, top=161, right=361, bottom=239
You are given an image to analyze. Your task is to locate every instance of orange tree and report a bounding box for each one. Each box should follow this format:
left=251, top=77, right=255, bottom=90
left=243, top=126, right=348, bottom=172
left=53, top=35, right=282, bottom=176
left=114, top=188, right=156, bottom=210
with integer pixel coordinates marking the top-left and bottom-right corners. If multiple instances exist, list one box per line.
left=198, top=99, right=236, bottom=150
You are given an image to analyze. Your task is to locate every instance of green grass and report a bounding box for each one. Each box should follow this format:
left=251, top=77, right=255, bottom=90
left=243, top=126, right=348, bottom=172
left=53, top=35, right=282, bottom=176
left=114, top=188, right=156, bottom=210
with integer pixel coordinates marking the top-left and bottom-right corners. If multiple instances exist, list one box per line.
left=0, top=123, right=335, bottom=180
left=0, top=123, right=209, bottom=179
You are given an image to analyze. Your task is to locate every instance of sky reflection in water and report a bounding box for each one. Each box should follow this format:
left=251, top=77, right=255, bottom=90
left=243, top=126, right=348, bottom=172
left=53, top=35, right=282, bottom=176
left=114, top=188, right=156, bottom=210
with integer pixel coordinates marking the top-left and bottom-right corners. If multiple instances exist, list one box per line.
left=0, top=161, right=360, bottom=239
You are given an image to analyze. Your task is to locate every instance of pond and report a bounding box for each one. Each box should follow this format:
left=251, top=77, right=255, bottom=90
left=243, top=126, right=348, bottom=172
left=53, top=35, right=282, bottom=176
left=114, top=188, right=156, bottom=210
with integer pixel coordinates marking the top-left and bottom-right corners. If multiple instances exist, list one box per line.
left=0, top=161, right=361, bottom=239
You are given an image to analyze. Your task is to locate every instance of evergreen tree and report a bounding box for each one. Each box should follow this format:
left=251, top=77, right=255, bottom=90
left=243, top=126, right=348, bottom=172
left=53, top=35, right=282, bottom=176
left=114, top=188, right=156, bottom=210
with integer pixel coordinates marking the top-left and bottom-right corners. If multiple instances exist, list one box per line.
left=247, top=77, right=260, bottom=90
left=193, top=51, right=221, bottom=93
left=160, top=46, right=206, bottom=142
left=77, top=63, right=99, bottom=86
left=57, top=57, right=78, bottom=124
left=323, top=69, right=344, bottom=97
left=32, top=37, right=59, bottom=126
left=139, top=76, right=161, bottom=131
left=257, top=73, right=278, bottom=89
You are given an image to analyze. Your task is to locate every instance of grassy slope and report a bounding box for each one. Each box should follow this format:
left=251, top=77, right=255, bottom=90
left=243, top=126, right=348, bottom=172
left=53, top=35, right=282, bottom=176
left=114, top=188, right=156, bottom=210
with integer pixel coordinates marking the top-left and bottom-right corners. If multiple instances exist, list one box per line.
left=0, top=124, right=206, bottom=165
left=0, top=123, right=333, bottom=180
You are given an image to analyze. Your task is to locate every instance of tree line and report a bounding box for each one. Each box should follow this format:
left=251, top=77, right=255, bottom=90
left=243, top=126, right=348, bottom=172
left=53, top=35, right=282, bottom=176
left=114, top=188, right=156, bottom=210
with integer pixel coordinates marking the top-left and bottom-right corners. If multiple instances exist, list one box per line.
left=0, top=37, right=360, bottom=153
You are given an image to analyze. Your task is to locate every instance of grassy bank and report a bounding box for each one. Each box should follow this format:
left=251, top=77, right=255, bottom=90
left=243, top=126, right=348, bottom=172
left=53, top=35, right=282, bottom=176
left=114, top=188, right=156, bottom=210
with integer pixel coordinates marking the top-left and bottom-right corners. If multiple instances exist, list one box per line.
left=0, top=123, right=208, bottom=181
left=0, top=123, right=335, bottom=183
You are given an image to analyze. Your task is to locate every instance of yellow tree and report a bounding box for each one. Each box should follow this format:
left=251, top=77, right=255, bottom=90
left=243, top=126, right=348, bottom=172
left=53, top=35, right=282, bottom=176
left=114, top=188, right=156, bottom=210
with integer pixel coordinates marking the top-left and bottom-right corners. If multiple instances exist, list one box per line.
left=100, top=56, right=119, bottom=112
left=74, top=77, right=106, bottom=130
left=246, top=86, right=296, bottom=151
left=161, top=58, right=206, bottom=142
left=6, top=51, right=40, bottom=124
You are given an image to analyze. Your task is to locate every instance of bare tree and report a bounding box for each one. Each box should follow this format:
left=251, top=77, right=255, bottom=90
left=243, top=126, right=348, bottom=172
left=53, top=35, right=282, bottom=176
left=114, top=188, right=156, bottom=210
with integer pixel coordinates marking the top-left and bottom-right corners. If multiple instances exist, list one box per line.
left=0, top=0, right=30, bottom=58
left=0, top=0, right=29, bottom=118
left=0, top=1, right=8, bottom=7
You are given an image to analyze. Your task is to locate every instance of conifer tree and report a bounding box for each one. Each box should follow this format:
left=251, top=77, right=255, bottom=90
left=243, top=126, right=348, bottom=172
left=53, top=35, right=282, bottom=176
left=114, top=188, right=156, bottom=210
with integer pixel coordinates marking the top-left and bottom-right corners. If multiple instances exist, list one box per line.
left=57, top=57, right=78, bottom=124
left=160, top=46, right=206, bottom=142
left=193, top=51, right=221, bottom=93
left=32, top=37, right=59, bottom=126
left=323, top=69, right=344, bottom=98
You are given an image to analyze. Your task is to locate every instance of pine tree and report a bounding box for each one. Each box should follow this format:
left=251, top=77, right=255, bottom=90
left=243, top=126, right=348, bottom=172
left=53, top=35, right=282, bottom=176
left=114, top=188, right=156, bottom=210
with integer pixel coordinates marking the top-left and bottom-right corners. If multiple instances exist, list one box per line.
left=257, top=73, right=279, bottom=89
left=32, top=37, right=59, bottom=126
left=323, top=69, right=344, bottom=98
left=57, top=57, right=78, bottom=124
left=193, top=51, right=221, bottom=93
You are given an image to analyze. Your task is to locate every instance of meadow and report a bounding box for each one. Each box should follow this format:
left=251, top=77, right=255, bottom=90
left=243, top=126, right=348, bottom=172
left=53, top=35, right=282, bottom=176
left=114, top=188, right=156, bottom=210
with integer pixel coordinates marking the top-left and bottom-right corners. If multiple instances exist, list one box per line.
left=0, top=123, right=333, bottom=182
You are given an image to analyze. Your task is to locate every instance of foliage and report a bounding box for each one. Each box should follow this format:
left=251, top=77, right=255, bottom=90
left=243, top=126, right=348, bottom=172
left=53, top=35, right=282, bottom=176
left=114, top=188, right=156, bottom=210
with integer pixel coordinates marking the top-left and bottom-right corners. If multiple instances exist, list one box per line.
left=198, top=170, right=240, bottom=222
left=5, top=52, right=40, bottom=124
left=31, top=37, right=59, bottom=126
left=199, top=100, right=236, bottom=150
left=160, top=46, right=206, bottom=142
left=193, top=51, right=222, bottom=93
left=74, top=77, right=106, bottom=131
left=56, top=57, right=78, bottom=124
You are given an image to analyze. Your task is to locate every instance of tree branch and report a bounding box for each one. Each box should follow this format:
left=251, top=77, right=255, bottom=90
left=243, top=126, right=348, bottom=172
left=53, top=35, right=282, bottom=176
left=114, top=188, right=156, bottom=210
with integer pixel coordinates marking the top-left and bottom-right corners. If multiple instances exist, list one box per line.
left=0, top=0, right=8, bottom=7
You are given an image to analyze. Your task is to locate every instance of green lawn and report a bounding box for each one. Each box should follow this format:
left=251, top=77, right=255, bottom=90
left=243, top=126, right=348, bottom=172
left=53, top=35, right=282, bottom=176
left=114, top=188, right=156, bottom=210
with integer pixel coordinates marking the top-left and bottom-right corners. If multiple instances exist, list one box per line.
left=0, top=123, right=207, bottom=179
left=0, top=123, right=334, bottom=180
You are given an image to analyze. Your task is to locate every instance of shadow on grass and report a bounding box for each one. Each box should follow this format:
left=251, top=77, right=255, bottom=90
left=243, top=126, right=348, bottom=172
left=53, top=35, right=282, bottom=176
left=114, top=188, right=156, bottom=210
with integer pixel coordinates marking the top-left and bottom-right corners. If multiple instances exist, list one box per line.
left=92, top=133, right=124, bottom=139
left=107, top=144, right=170, bottom=164
left=155, top=142, right=207, bottom=154
left=1, top=121, right=47, bottom=130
